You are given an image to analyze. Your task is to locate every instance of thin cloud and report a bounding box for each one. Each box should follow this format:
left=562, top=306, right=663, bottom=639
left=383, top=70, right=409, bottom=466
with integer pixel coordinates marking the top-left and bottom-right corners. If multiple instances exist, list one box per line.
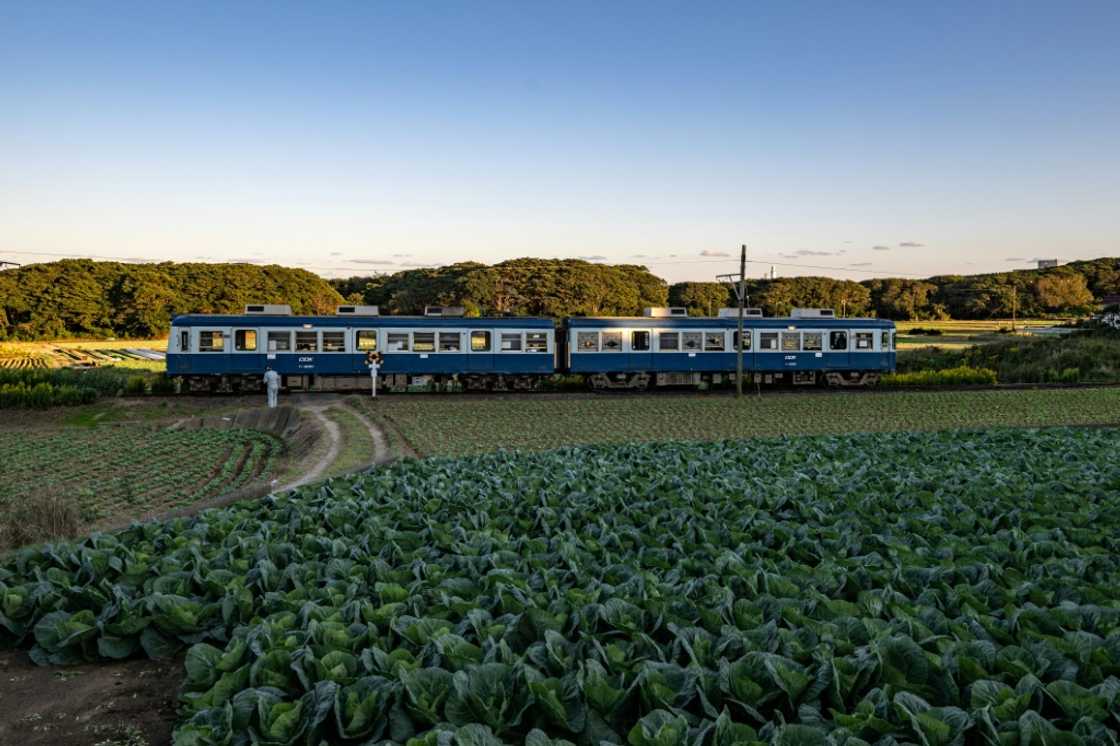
left=1005, top=257, right=1025, bottom=262
left=849, top=262, right=873, bottom=267
left=795, top=249, right=835, bottom=257
left=699, top=249, right=730, bottom=257
left=349, top=259, right=396, bottom=266
left=391, top=253, right=413, bottom=258
left=872, top=245, right=891, bottom=251
left=329, top=252, right=343, bottom=257
left=899, top=241, right=924, bottom=248
left=229, top=258, right=265, bottom=264
left=630, top=254, right=651, bottom=259
left=578, top=255, right=607, bottom=261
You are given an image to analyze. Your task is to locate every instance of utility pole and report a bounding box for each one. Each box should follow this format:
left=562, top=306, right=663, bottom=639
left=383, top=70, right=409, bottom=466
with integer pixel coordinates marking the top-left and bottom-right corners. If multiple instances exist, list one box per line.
left=717, top=244, right=748, bottom=398
left=1011, top=286, right=1018, bottom=332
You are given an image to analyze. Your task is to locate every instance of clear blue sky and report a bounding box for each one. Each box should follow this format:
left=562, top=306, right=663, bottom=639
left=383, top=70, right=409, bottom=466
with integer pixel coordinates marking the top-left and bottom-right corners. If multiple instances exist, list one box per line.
left=1, top=1, right=1117, bottom=282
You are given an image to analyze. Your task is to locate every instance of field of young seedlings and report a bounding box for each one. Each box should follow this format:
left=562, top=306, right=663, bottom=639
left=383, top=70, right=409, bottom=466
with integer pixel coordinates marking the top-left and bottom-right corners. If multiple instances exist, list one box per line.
left=0, top=424, right=281, bottom=535
left=364, top=387, right=1120, bottom=457
left=2, top=427, right=1118, bottom=744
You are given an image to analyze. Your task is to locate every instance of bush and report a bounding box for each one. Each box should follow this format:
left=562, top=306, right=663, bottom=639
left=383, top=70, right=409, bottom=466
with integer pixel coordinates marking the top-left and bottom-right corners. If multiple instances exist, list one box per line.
left=124, top=375, right=148, bottom=395
left=907, top=327, right=944, bottom=336
left=0, top=380, right=102, bottom=408
left=0, top=366, right=136, bottom=397
left=1043, top=367, right=1081, bottom=383
left=0, top=492, right=81, bottom=551
left=896, top=330, right=1120, bottom=384
left=882, top=366, right=997, bottom=386
left=150, top=375, right=178, bottom=395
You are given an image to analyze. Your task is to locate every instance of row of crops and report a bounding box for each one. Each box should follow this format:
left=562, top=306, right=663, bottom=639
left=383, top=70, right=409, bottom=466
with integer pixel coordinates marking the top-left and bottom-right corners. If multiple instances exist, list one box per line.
left=2, top=427, right=1118, bottom=744
left=0, top=425, right=282, bottom=528
left=0, top=354, right=51, bottom=369
left=363, top=388, right=1120, bottom=457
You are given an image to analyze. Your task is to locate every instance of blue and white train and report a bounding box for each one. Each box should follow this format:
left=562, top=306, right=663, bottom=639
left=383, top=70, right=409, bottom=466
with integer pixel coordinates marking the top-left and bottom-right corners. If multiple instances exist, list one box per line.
left=166, top=304, right=895, bottom=392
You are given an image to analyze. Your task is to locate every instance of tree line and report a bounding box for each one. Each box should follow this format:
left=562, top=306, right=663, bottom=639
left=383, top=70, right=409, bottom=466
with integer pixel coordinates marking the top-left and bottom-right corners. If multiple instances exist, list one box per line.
left=0, top=260, right=343, bottom=340
left=338, top=257, right=1116, bottom=321
left=1, top=256, right=1116, bottom=340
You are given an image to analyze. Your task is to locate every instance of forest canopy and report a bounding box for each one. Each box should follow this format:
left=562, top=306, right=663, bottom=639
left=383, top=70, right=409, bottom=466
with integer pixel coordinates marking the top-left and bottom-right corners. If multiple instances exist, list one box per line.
left=0, top=260, right=342, bottom=340
left=1, top=256, right=1117, bottom=340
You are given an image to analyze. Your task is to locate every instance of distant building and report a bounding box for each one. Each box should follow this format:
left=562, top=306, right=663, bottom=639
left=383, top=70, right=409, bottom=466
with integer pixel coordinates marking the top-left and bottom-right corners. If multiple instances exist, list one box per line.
left=1037, top=259, right=1059, bottom=269
left=0, top=260, right=21, bottom=270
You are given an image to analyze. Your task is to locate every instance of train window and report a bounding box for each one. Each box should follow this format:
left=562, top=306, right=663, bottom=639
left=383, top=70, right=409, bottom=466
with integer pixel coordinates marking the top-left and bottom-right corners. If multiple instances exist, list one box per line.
left=803, top=332, right=823, bottom=351
left=295, top=331, right=319, bottom=352
left=526, top=332, right=548, bottom=352
left=631, top=331, right=650, bottom=351
left=267, top=331, right=291, bottom=352
left=781, top=332, right=800, bottom=352
left=413, top=332, right=435, bottom=352
left=234, top=330, right=257, bottom=352
left=199, top=331, right=224, bottom=352
left=759, top=332, right=779, bottom=351
left=180, top=330, right=189, bottom=352
left=682, top=332, right=702, bottom=351
left=356, top=330, right=378, bottom=352
left=732, top=331, right=752, bottom=350
left=829, top=331, right=847, bottom=351
left=704, top=332, right=725, bottom=351
left=387, top=332, right=410, bottom=352
left=471, top=331, right=491, bottom=352
left=577, top=332, right=599, bottom=352
left=500, top=333, right=522, bottom=351
left=322, top=331, right=346, bottom=352
left=658, top=332, right=679, bottom=351
left=601, top=331, right=622, bottom=351
left=439, top=332, right=462, bottom=352
left=855, top=332, right=873, bottom=350
left=881, top=330, right=891, bottom=350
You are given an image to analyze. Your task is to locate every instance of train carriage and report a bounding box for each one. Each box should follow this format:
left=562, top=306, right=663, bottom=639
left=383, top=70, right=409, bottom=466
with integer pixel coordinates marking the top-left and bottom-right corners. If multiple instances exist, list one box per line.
left=566, top=308, right=895, bottom=389
left=167, top=305, right=557, bottom=392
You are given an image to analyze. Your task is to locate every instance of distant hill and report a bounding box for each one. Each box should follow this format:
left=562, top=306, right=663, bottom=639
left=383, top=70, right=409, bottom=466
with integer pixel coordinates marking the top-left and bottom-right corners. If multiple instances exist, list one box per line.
left=335, top=256, right=1120, bottom=321
left=2, top=256, right=1117, bottom=340
left=0, top=260, right=343, bottom=340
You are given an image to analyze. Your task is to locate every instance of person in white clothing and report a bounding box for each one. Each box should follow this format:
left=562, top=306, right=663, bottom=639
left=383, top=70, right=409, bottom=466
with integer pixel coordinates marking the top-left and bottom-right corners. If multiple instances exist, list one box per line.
left=366, top=351, right=381, bottom=398
left=263, top=367, right=281, bottom=408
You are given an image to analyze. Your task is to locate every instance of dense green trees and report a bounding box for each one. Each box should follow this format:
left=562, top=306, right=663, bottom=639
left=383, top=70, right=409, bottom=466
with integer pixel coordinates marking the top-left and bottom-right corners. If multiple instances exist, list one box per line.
left=0, top=260, right=342, bottom=340
left=2, top=256, right=1116, bottom=340
left=667, top=282, right=731, bottom=316
left=336, top=258, right=669, bottom=317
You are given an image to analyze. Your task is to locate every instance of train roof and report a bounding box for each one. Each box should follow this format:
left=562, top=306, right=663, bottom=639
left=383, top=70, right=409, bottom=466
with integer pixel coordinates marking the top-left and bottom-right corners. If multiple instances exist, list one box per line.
left=170, top=314, right=555, bottom=328
left=565, top=315, right=894, bottom=328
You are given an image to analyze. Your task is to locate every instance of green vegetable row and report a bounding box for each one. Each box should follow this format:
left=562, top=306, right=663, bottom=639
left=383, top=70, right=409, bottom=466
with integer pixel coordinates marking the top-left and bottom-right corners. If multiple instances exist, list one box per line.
left=3, top=428, right=1120, bottom=745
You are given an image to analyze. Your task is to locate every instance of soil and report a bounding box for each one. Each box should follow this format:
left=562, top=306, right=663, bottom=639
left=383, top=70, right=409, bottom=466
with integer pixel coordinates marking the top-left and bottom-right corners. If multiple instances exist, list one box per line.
left=0, top=649, right=182, bottom=746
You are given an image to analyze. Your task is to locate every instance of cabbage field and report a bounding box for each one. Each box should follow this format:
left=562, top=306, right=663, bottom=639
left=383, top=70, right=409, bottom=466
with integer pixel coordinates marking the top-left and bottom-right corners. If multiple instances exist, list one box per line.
left=2, top=427, right=1120, bottom=745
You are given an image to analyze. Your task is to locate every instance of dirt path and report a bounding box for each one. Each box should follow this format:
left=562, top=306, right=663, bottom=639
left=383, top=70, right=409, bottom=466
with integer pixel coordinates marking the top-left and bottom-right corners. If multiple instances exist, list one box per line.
left=276, top=406, right=340, bottom=491
left=0, top=649, right=180, bottom=746
left=274, top=397, right=393, bottom=492
left=342, top=399, right=393, bottom=465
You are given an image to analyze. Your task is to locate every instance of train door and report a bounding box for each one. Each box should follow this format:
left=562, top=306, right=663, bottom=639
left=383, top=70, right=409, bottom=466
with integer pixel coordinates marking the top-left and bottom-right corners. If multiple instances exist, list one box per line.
left=467, top=329, right=493, bottom=372
left=628, top=329, right=653, bottom=372
left=878, top=329, right=892, bottom=370
left=232, top=328, right=261, bottom=374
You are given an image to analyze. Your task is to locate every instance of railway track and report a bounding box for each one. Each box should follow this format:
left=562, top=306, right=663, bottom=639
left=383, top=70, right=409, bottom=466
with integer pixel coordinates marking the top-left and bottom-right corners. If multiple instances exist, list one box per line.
left=161, top=379, right=1120, bottom=401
